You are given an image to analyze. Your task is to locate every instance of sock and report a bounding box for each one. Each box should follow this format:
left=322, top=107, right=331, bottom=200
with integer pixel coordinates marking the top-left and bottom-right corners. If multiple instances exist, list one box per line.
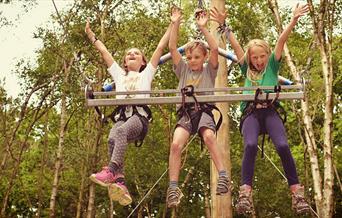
left=169, top=181, right=178, bottom=189
left=219, top=170, right=228, bottom=178
left=115, top=177, right=125, bottom=184
left=109, top=162, right=119, bottom=174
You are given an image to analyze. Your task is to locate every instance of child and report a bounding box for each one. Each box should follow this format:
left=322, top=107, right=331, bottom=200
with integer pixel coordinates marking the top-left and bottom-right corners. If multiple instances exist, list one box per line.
left=85, top=18, right=171, bottom=206
left=166, top=7, right=231, bottom=208
left=210, top=4, right=310, bottom=215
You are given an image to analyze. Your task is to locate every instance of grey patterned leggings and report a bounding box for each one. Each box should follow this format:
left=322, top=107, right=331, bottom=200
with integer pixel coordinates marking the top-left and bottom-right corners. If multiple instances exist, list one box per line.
left=108, top=115, right=145, bottom=174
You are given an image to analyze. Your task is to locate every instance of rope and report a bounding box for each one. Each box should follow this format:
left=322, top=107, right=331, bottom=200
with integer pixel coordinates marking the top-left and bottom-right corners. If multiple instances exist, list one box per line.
left=257, top=145, right=287, bottom=181
left=257, top=145, right=320, bottom=217
left=126, top=134, right=198, bottom=218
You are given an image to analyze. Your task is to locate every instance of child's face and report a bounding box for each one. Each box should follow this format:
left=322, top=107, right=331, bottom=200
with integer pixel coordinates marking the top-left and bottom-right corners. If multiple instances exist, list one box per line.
left=249, top=46, right=269, bottom=71
left=185, top=47, right=207, bottom=72
left=124, top=48, right=145, bottom=71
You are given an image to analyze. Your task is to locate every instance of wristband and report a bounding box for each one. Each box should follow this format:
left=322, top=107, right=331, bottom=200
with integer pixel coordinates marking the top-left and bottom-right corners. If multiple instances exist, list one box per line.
left=92, top=36, right=98, bottom=44
left=217, top=22, right=231, bottom=41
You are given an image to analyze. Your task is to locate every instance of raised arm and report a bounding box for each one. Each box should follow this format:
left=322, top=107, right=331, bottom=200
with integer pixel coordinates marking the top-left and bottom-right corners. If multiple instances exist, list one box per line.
left=196, top=9, right=218, bottom=69
left=169, top=7, right=183, bottom=65
left=274, top=4, right=309, bottom=60
left=210, top=7, right=244, bottom=65
left=150, top=23, right=172, bottom=68
left=85, top=18, right=114, bottom=68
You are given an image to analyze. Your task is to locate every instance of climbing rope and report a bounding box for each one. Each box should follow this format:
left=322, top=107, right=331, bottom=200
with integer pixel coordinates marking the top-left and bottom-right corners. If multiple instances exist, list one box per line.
left=126, top=134, right=198, bottom=218
left=258, top=145, right=320, bottom=217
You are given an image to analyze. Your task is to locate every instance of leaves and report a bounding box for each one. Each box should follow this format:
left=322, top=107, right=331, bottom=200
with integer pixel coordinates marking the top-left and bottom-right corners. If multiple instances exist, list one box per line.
left=0, top=0, right=341, bottom=217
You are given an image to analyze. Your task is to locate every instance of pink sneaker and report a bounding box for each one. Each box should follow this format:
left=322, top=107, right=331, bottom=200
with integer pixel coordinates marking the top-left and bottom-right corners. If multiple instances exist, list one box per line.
left=109, top=181, right=132, bottom=206
left=89, top=167, right=116, bottom=187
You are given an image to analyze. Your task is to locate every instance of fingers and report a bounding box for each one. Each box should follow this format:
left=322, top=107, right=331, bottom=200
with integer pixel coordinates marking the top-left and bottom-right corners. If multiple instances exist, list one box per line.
left=170, top=6, right=182, bottom=23
left=171, top=5, right=181, bottom=15
left=195, top=8, right=207, bottom=19
left=85, top=18, right=90, bottom=33
left=210, top=6, right=219, bottom=16
left=209, top=7, right=226, bottom=25
left=293, top=3, right=309, bottom=18
left=300, top=4, right=310, bottom=13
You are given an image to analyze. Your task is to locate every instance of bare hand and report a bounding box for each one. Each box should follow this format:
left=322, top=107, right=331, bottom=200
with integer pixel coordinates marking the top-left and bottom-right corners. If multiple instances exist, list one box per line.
left=171, top=6, right=182, bottom=24
left=85, top=18, right=92, bottom=35
left=210, top=7, right=226, bottom=25
left=195, top=9, right=208, bottom=29
left=293, top=4, right=309, bottom=20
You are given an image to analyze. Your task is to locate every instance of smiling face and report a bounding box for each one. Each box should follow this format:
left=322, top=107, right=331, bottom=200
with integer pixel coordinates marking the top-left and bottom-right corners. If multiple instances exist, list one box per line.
left=249, top=46, right=269, bottom=71
left=185, top=41, right=207, bottom=72
left=246, top=39, right=271, bottom=73
left=122, top=48, right=147, bottom=72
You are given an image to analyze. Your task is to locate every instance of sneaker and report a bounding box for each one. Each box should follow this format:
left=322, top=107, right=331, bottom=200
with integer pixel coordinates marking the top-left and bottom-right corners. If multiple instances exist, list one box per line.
left=216, top=175, right=232, bottom=195
left=109, top=182, right=132, bottom=206
left=292, top=186, right=310, bottom=214
left=89, top=166, right=116, bottom=187
left=236, top=185, right=254, bottom=215
left=166, top=187, right=184, bottom=208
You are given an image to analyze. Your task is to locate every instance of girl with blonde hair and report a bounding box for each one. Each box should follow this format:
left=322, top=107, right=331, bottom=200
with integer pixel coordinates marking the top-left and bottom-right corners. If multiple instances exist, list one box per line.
left=211, top=4, right=311, bottom=215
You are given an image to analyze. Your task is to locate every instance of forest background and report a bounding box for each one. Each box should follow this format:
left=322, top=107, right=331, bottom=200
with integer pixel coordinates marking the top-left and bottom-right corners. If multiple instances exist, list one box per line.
left=0, top=0, right=341, bottom=217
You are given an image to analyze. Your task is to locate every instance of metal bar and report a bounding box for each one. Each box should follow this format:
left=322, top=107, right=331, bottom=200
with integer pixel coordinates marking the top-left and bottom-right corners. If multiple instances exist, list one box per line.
left=86, top=92, right=304, bottom=107
left=91, top=85, right=303, bottom=96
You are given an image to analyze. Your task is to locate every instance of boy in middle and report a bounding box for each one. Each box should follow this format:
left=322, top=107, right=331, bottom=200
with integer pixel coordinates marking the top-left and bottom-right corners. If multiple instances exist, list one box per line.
left=166, top=7, right=231, bottom=208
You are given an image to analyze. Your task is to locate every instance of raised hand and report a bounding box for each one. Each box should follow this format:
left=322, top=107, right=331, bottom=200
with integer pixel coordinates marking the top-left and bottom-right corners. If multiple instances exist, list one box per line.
left=85, top=18, right=91, bottom=34
left=85, top=18, right=95, bottom=41
left=195, top=9, right=208, bottom=29
left=210, top=7, right=226, bottom=25
left=171, top=6, right=182, bottom=24
left=293, top=4, right=309, bottom=20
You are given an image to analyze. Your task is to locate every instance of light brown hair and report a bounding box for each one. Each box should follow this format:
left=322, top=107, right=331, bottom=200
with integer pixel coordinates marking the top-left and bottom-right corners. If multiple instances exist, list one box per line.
left=121, top=48, right=148, bottom=73
left=185, top=40, right=207, bottom=56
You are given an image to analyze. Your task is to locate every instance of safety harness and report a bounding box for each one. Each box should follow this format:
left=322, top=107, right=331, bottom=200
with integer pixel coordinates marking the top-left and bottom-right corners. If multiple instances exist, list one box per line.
left=240, top=85, right=287, bottom=158
left=109, top=105, right=152, bottom=147
left=177, top=85, right=223, bottom=136
left=88, top=88, right=152, bottom=147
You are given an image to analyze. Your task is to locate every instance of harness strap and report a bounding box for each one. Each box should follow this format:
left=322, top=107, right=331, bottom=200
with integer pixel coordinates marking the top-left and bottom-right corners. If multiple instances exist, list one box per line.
left=179, top=85, right=223, bottom=135
left=109, top=105, right=152, bottom=147
left=253, top=86, right=283, bottom=158
left=180, top=85, right=198, bottom=123
left=201, top=104, right=223, bottom=132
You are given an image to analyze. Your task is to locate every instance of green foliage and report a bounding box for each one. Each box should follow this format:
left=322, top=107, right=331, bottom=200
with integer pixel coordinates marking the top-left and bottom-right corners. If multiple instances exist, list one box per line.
left=0, top=0, right=341, bottom=217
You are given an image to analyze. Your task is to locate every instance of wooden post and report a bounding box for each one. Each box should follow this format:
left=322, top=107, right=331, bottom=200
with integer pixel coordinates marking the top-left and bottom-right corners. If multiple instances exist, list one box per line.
left=210, top=0, right=232, bottom=217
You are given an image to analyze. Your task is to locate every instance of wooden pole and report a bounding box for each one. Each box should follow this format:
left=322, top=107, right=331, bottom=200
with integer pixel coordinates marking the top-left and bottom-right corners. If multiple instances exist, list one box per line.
left=210, top=0, right=232, bottom=217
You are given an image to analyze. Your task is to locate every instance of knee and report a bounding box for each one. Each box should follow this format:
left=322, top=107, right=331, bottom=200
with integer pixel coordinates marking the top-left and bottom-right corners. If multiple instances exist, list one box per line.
left=170, top=141, right=183, bottom=155
left=202, top=130, right=215, bottom=146
left=275, top=142, right=291, bottom=155
left=244, top=142, right=258, bottom=154
left=114, top=126, right=126, bottom=137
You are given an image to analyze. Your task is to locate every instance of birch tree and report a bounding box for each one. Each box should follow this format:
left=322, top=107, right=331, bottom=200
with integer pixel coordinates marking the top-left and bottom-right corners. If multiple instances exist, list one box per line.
left=268, top=0, right=337, bottom=216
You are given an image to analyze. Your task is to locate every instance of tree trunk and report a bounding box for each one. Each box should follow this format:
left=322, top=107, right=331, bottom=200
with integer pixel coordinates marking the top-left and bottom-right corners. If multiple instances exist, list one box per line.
left=86, top=112, right=105, bottom=218
left=269, top=0, right=336, bottom=216
left=307, top=0, right=335, bottom=217
left=49, top=58, right=74, bottom=217
left=37, top=112, right=49, bottom=218
left=76, top=163, right=86, bottom=218
left=204, top=186, right=211, bottom=218
left=210, top=0, right=232, bottom=217
left=1, top=81, right=52, bottom=217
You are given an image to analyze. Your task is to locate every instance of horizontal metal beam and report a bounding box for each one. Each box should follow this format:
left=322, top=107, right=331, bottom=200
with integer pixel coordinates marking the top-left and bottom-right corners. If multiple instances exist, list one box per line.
left=86, top=92, right=304, bottom=107
left=91, top=85, right=303, bottom=96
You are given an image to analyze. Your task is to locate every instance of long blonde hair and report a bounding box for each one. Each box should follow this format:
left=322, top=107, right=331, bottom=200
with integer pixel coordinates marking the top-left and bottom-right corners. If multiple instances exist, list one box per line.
left=245, top=39, right=271, bottom=82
